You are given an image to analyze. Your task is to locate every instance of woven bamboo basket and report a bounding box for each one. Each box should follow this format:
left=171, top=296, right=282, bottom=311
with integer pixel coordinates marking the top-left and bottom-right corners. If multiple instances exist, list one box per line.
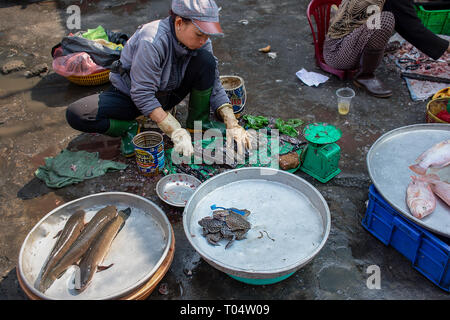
left=17, top=227, right=175, bottom=300
left=67, top=69, right=110, bottom=86
left=426, top=97, right=450, bottom=124
left=432, top=87, right=450, bottom=100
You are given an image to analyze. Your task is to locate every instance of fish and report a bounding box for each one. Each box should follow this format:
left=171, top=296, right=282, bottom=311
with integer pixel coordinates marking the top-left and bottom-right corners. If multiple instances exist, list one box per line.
left=38, top=205, right=118, bottom=293
left=406, top=176, right=437, bottom=219
left=415, top=174, right=450, bottom=207
left=38, top=210, right=86, bottom=292
left=75, top=208, right=131, bottom=292
left=409, top=140, right=450, bottom=175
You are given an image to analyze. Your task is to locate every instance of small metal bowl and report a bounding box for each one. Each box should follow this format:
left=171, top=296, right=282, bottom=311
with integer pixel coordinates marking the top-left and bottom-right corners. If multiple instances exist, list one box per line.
left=156, top=174, right=202, bottom=207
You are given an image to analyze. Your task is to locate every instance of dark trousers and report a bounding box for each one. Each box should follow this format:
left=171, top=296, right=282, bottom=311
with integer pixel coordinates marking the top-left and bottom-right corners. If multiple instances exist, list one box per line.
left=66, top=49, right=216, bottom=133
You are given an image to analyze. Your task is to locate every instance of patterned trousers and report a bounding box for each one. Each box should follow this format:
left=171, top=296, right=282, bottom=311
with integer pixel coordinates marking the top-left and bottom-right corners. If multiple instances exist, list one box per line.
left=323, top=11, right=395, bottom=70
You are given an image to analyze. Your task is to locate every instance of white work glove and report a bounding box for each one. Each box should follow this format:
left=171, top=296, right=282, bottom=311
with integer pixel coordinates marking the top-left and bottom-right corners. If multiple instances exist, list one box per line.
left=171, top=128, right=194, bottom=157
left=218, top=103, right=253, bottom=156
left=157, top=112, right=194, bottom=157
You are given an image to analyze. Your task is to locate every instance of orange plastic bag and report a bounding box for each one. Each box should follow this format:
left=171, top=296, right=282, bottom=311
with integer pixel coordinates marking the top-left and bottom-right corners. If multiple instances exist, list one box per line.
left=52, top=52, right=106, bottom=77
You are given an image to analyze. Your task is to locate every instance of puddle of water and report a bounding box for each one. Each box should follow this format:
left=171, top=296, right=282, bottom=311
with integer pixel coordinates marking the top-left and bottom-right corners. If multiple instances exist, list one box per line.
left=0, top=74, right=40, bottom=97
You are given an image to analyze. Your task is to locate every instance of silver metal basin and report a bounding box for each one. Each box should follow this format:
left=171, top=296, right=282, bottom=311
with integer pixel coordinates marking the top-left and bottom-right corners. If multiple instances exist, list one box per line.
left=183, top=167, right=331, bottom=279
left=18, top=192, right=172, bottom=300
left=366, top=123, right=450, bottom=237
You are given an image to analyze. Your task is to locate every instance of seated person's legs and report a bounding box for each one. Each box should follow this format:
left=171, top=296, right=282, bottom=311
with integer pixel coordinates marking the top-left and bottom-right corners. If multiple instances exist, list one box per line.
left=66, top=94, right=106, bottom=133
left=324, top=11, right=395, bottom=97
left=353, top=11, right=395, bottom=98
left=66, top=86, right=142, bottom=157
left=165, top=48, right=216, bottom=108
left=163, top=49, right=224, bottom=132
left=133, top=49, right=222, bottom=132
left=65, top=49, right=222, bottom=156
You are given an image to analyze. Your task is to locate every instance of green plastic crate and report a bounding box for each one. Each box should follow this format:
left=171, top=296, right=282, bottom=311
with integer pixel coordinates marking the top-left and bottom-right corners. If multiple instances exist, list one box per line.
left=415, top=5, right=450, bottom=35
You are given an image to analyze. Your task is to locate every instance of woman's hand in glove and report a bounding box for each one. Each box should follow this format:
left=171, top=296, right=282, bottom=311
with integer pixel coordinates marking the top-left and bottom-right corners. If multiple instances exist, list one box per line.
left=171, top=128, right=194, bottom=157
left=218, top=104, right=254, bottom=156
left=155, top=110, right=193, bottom=157
left=225, top=124, right=253, bottom=156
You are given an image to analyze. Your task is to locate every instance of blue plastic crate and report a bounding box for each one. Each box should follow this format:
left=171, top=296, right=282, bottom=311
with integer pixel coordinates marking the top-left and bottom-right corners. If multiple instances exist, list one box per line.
left=362, top=185, right=450, bottom=292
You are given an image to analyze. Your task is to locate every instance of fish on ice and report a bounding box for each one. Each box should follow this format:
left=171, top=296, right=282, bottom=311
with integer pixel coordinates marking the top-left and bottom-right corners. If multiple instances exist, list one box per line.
left=409, top=140, right=450, bottom=175
left=415, top=174, right=450, bottom=207
left=38, top=205, right=118, bottom=293
left=75, top=208, right=131, bottom=292
left=406, top=175, right=437, bottom=219
left=38, top=210, right=86, bottom=292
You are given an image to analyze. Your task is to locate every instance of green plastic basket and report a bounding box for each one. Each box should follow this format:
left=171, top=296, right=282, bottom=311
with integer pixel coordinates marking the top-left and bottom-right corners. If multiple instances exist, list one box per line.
left=415, top=5, right=450, bottom=35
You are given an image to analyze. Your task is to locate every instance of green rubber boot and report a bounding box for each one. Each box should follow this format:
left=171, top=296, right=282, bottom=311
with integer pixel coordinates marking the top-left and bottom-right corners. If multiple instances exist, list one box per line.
left=186, top=87, right=226, bottom=135
left=104, top=119, right=139, bottom=157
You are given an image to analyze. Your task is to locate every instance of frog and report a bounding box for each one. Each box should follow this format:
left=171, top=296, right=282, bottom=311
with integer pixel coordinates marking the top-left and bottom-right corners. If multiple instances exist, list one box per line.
left=198, top=216, right=224, bottom=246
left=198, top=209, right=251, bottom=249
left=213, top=210, right=251, bottom=232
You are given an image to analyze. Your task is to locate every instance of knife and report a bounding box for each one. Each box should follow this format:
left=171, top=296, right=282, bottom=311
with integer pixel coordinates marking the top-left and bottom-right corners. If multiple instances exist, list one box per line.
left=401, top=72, right=450, bottom=83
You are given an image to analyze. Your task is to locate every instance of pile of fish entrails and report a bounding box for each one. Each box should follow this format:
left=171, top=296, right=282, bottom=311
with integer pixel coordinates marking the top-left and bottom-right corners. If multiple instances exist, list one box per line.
left=198, top=208, right=251, bottom=249
left=407, top=139, right=450, bottom=219
left=38, top=205, right=131, bottom=293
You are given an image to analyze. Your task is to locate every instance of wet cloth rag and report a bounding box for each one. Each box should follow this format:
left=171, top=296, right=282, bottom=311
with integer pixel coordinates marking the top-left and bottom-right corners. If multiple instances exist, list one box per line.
left=35, top=149, right=128, bottom=188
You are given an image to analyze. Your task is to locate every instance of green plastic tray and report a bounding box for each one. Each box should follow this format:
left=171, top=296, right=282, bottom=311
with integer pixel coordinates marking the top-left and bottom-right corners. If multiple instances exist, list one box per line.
left=416, top=5, right=450, bottom=35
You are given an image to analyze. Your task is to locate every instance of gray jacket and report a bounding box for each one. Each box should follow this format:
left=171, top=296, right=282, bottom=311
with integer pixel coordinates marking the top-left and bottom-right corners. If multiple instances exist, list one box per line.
left=110, top=16, right=229, bottom=117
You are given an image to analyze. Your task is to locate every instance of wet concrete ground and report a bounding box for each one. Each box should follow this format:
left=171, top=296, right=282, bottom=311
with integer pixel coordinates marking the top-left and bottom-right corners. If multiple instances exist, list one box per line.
left=0, top=0, right=448, bottom=300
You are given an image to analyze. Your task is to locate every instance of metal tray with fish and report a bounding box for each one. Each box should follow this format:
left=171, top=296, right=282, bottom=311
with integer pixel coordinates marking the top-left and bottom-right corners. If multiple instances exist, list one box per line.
left=18, top=192, right=172, bottom=300
left=183, top=167, right=331, bottom=281
left=156, top=173, right=202, bottom=207
left=367, top=123, right=450, bottom=238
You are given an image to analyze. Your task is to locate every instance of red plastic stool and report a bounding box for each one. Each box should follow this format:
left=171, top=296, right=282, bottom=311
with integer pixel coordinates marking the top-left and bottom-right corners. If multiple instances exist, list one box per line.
left=306, top=0, right=358, bottom=80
